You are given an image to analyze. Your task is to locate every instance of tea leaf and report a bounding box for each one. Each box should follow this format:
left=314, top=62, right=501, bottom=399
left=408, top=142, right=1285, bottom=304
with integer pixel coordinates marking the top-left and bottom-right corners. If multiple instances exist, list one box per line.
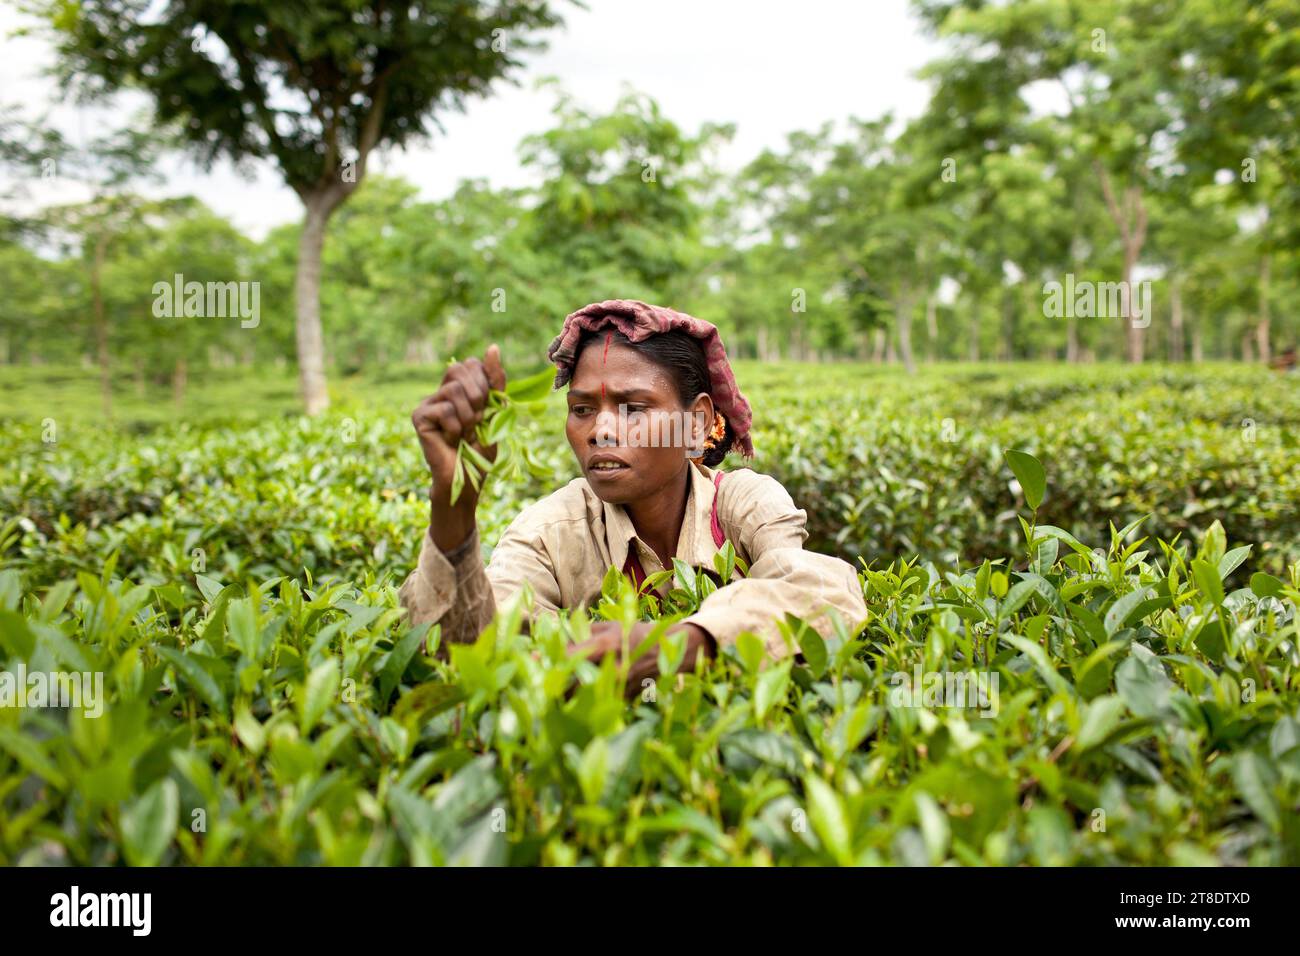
left=121, top=778, right=179, bottom=867
left=1004, top=449, right=1046, bottom=511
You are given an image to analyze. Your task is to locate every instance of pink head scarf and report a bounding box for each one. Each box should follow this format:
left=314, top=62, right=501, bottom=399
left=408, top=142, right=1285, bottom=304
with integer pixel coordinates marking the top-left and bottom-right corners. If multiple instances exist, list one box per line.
left=546, top=299, right=754, bottom=458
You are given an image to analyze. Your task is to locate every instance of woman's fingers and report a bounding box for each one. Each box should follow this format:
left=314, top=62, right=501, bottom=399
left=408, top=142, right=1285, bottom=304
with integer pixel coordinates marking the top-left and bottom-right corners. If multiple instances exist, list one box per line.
left=570, top=623, right=619, bottom=660
left=442, top=379, right=480, bottom=432
left=455, top=358, right=490, bottom=407
left=428, top=400, right=462, bottom=442
left=484, top=343, right=507, bottom=392
left=411, top=398, right=435, bottom=436
left=412, top=397, right=456, bottom=441
left=411, top=357, right=500, bottom=519
left=411, top=355, right=500, bottom=485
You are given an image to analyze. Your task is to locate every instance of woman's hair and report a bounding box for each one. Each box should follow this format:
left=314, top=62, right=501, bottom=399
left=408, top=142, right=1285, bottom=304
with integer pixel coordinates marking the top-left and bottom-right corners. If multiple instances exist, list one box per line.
left=573, top=328, right=737, bottom=467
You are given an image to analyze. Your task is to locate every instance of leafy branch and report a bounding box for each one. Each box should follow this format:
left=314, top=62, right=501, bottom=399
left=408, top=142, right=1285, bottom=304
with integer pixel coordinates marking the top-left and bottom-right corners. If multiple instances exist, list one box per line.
left=449, top=366, right=556, bottom=505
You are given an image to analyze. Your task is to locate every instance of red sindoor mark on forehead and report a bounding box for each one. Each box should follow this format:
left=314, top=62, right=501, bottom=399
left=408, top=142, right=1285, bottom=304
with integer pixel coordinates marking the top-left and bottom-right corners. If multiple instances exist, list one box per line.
left=600, top=331, right=612, bottom=398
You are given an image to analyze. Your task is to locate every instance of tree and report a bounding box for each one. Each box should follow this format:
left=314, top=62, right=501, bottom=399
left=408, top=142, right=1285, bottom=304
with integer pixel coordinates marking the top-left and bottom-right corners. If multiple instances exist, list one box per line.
left=34, top=123, right=167, bottom=417
left=41, top=194, right=199, bottom=415
left=131, top=199, right=256, bottom=400
left=1146, top=182, right=1237, bottom=362
left=725, top=125, right=844, bottom=361
left=735, top=117, right=966, bottom=371
left=518, top=88, right=731, bottom=304
left=0, top=104, right=70, bottom=362
left=33, top=0, right=571, bottom=413
left=1168, top=0, right=1300, bottom=362
left=0, top=104, right=69, bottom=241
left=913, top=0, right=1185, bottom=362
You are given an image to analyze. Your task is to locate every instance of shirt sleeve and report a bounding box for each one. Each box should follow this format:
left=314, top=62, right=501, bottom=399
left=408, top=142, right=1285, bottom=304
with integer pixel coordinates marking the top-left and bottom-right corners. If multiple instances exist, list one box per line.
left=397, top=510, right=566, bottom=650
left=683, top=471, right=867, bottom=660
left=396, top=527, right=497, bottom=649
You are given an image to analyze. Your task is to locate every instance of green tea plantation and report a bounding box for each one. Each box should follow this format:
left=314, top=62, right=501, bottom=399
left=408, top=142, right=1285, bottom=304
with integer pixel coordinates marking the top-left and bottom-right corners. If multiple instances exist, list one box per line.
left=1, top=363, right=1298, bottom=865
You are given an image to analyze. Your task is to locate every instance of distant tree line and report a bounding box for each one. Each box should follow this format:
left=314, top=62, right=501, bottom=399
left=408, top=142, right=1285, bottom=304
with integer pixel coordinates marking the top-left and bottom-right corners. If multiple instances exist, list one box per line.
left=0, top=0, right=1295, bottom=414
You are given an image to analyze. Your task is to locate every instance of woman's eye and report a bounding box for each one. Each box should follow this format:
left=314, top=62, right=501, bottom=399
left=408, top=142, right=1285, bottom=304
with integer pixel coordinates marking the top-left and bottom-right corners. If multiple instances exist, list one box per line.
left=570, top=405, right=592, bottom=416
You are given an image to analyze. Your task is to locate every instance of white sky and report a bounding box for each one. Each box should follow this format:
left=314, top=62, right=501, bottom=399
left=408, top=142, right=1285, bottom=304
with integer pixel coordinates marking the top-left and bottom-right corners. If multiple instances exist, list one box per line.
left=2, top=0, right=944, bottom=239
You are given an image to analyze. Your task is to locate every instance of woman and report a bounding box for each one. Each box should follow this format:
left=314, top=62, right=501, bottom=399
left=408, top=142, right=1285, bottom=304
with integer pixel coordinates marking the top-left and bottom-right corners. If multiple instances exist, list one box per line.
left=399, top=299, right=866, bottom=681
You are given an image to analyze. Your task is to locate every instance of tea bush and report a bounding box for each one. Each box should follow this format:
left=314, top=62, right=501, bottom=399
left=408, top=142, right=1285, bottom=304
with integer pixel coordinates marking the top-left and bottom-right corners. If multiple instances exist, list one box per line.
left=1, top=363, right=1298, bottom=865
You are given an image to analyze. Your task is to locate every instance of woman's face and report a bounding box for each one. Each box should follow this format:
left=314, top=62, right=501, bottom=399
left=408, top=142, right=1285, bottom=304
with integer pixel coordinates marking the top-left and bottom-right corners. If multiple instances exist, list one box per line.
left=565, top=338, right=712, bottom=505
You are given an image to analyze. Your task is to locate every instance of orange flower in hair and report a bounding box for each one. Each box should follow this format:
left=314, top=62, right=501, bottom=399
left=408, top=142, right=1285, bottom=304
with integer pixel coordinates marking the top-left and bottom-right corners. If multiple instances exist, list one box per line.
left=704, top=412, right=727, bottom=448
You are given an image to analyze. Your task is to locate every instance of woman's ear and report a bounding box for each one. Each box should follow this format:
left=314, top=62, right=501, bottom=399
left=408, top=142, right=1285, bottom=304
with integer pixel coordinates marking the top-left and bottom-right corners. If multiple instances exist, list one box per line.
left=687, top=392, right=715, bottom=458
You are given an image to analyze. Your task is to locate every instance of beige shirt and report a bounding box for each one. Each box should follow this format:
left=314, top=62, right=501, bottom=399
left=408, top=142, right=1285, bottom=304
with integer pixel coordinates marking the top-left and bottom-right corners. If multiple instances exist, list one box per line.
left=397, top=460, right=867, bottom=659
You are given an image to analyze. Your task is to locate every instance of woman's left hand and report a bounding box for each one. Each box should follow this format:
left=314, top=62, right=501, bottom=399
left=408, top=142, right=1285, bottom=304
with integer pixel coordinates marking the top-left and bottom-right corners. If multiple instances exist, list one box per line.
left=571, top=620, right=715, bottom=686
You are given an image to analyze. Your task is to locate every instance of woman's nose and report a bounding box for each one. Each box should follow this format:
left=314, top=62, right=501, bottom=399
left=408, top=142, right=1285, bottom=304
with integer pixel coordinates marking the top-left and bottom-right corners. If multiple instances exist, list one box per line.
left=590, top=408, right=619, bottom=447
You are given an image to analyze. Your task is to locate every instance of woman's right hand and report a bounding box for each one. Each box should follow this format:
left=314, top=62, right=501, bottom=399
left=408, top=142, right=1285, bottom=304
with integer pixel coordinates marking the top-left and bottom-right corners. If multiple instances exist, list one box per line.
left=411, top=343, right=507, bottom=552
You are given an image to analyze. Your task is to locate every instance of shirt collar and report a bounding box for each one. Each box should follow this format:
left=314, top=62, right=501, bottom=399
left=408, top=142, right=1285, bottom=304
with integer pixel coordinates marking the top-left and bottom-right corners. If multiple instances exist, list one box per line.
left=599, top=460, right=718, bottom=574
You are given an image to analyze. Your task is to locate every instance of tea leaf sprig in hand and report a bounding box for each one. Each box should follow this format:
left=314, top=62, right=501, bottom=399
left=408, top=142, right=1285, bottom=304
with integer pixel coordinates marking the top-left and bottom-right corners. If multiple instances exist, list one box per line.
left=449, top=365, right=556, bottom=505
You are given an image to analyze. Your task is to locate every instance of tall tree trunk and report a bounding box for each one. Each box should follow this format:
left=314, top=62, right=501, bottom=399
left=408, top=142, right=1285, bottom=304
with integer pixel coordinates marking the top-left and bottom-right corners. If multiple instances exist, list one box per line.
left=925, top=293, right=938, bottom=364
left=1093, top=161, right=1148, bottom=363
left=1191, top=314, right=1203, bottom=363
left=92, top=231, right=112, bottom=419
left=968, top=298, right=980, bottom=362
left=1000, top=289, right=1015, bottom=361
left=1256, top=254, right=1271, bottom=364
left=871, top=327, right=886, bottom=364
left=895, top=290, right=917, bottom=374
left=172, top=356, right=188, bottom=406
left=286, top=74, right=388, bottom=415
left=1169, top=276, right=1185, bottom=362
left=1067, top=251, right=1083, bottom=362
left=1242, top=330, right=1255, bottom=363
left=296, top=197, right=333, bottom=415
left=1122, top=244, right=1144, bottom=362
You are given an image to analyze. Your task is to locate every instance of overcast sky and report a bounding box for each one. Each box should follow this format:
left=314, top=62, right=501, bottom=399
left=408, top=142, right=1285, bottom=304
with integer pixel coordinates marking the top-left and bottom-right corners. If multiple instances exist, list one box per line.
left=2, top=0, right=944, bottom=238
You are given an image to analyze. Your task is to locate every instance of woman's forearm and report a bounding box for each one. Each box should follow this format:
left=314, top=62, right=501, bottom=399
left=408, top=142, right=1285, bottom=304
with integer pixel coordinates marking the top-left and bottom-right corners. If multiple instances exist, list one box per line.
left=428, top=493, right=477, bottom=554
left=398, top=524, right=498, bottom=650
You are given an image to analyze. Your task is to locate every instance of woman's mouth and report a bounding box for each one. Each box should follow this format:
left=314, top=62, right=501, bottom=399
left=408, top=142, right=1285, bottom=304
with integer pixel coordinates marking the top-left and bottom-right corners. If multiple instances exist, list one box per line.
left=587, top=457, right=630, bottom=477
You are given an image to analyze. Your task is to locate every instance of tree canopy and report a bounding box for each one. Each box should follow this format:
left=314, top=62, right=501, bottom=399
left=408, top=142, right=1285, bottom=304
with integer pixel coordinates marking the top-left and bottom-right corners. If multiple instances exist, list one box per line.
left=2, top=0, right=1296, bottom=402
